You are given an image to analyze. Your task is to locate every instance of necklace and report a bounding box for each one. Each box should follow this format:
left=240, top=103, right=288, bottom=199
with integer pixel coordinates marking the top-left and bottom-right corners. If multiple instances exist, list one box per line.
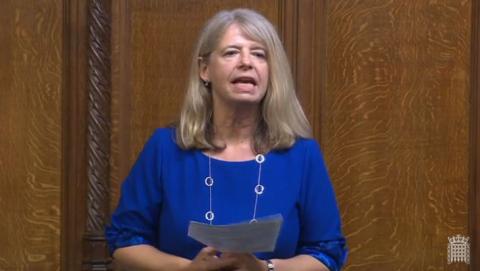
left=204, top=154, right=266, bottom=225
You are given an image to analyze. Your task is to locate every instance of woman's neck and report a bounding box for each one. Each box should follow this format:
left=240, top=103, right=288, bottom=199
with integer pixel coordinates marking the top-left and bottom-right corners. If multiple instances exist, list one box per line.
left=208, top=102, right=260, bottom=160
left=212, top=109, right=257, bottom=146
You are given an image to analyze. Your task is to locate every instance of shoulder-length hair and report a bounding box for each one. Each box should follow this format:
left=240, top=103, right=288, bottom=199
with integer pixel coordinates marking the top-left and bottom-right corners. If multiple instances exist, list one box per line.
left=176, top=8, right=312, bottom=153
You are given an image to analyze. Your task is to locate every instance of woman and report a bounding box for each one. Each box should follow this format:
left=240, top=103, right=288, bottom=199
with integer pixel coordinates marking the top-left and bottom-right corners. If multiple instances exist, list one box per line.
left=106, top=8, right=347, bottom=271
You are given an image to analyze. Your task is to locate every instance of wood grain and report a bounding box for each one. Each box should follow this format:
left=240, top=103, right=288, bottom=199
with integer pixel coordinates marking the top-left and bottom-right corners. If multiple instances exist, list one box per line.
left=0, top=0, right=63, bottom=270
left=289, top=0, right=328, bottom=140
left=470, top=0, right=480, bottom=268
left=110, top=0, right=282, bottom=212
left=323, top=0, right=471, bottom=270
left=62, top=0, right=89, bottom=269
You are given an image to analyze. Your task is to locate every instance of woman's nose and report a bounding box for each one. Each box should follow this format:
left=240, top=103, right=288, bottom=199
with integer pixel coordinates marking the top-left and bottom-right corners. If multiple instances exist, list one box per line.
left=239, top=52, right=252, bottom=67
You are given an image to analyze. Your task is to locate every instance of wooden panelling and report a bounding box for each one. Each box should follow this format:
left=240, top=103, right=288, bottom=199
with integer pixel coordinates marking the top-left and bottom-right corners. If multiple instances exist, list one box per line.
left=110, top=0, right=282, bottom=211
left=323, top=1, right=471, bottom=270
left=288, top=0, right=328, bottom=140
left=470, top=0, right=480, bottom=268
left=82, top=0, right=113, bottom=269
left=62, top=0, right=89, bottom=269
left=0, top=0, right=63, bottom=270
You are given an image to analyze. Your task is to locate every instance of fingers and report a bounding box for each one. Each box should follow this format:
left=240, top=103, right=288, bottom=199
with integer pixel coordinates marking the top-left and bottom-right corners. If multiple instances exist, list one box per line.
left=193, top=248, right=262, bottom=271
left=191, top=247, right=237, bottom=271
left=207, top=258, right=237, bottom=271
left=197, top=246, right=219, bottom=258
left=220, top=252, right=251, bottom=260
left=219, top=253, right=264, bottom=271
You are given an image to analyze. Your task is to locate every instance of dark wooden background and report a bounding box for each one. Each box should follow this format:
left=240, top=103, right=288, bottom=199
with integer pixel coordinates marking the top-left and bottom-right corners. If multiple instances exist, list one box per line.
left=0, top=0, right=478, bottom=270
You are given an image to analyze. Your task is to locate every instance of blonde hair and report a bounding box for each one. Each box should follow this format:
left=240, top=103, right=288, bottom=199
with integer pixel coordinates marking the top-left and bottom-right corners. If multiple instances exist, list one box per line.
left=176, top=8, right=311, bottom=153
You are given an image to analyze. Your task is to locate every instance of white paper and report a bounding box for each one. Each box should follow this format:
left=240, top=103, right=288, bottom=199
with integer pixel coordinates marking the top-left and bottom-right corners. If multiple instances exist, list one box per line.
left=188, top=214, right=283, bottom=253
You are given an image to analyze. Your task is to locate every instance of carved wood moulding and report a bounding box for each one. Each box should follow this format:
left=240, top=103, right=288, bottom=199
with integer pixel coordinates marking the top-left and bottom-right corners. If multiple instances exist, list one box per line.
left=84, top=0, right=112, bottom=269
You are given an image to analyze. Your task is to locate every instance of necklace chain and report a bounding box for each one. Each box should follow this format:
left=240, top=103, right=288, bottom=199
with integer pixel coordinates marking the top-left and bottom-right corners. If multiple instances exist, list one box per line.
left=204, top=154, right=266, bottom=225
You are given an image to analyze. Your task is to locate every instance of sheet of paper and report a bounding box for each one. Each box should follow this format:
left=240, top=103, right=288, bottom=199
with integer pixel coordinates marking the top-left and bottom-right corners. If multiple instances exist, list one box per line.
left=188, top=214, right=283, bottom=253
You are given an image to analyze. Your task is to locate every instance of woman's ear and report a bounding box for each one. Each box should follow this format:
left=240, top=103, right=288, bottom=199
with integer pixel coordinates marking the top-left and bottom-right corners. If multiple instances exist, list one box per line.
left=198, top=57, right=209, bottom=82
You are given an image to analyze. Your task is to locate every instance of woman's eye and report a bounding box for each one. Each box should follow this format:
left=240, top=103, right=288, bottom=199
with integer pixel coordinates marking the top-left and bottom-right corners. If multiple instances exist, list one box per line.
left=224, top=50, right=237, bottom=56
left=253, top=52, right=266, bottom=59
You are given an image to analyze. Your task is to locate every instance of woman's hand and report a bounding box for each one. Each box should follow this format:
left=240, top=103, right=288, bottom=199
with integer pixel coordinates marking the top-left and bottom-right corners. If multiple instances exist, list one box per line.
left=183, top=247, right=237, bottom=271
left=219, top=252, right=266, bottom=271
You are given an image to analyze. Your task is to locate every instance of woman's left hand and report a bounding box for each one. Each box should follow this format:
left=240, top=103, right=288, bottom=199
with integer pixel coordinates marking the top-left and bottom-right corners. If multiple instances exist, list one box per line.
left=219, top=252, right=266, bottom=271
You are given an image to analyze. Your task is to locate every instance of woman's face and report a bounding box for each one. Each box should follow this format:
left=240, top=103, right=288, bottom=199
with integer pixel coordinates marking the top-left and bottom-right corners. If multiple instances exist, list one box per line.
left=200, top=24, right=269, bottom=107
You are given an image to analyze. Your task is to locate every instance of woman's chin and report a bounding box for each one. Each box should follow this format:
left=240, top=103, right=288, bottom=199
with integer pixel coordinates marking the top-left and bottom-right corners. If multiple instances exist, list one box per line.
left=228, top=93, right=265, bottom=105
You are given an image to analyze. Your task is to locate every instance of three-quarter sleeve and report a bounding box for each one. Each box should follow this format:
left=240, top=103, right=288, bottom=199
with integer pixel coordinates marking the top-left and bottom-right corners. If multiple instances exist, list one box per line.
left=297, top=140, right=348, bottom=271
left=105, top=130, right=164, bottom=255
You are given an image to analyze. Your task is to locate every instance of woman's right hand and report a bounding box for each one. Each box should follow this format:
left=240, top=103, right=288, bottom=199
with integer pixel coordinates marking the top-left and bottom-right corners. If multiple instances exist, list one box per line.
left=182, top=247, right=236, bottom=271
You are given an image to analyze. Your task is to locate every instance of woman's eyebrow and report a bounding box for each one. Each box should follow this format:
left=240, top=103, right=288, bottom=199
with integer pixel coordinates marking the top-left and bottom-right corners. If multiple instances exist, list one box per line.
left=221, top=44, right=266, bottom=51
left=250, top=46, right=266, bottom=51
left=222, top=45, right=241, bottom=50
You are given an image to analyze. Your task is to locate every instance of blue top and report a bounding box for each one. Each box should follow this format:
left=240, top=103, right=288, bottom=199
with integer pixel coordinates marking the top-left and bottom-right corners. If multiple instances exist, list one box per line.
left=106, top=128, right=347, bottom=270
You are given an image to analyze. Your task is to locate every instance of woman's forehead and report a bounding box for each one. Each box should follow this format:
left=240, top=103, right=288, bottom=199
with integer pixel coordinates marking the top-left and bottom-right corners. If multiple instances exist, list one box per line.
left=217, top=23, right=266, bottom=48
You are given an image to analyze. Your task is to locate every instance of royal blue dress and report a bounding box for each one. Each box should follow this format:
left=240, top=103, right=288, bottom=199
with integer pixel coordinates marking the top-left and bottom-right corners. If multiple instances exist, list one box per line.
left=105, top=128, right=347, bottom=270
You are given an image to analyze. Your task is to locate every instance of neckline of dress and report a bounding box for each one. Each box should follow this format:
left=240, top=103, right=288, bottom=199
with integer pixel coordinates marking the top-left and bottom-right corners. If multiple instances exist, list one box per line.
left=199, top=150, right=259, bottom=164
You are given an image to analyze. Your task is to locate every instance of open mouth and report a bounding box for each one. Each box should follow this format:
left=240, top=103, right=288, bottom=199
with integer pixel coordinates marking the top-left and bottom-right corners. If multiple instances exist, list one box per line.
left=231, top=76, right=257, bottom=86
